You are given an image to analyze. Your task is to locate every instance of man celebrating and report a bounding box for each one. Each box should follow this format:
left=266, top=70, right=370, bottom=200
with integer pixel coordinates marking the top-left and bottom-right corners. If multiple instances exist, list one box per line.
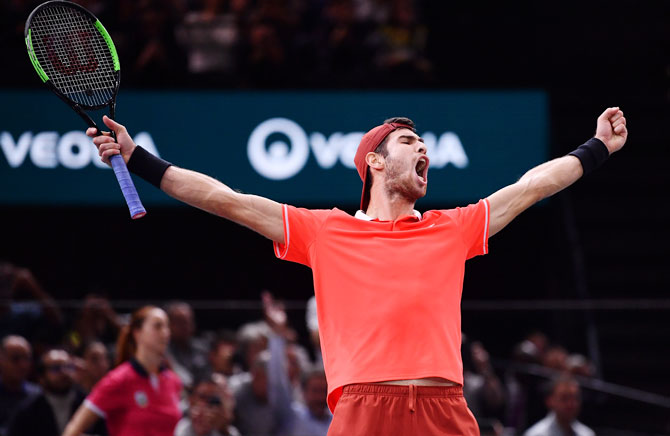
left=90, top=107, right=627, bottom=435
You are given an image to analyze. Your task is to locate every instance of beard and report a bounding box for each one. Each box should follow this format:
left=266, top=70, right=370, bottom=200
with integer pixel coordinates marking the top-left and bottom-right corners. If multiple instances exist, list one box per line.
left=383, top=156, right=426, bottom=203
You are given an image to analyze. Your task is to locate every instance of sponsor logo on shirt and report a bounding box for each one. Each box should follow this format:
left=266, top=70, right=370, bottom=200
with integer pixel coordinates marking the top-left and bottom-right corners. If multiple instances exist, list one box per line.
left=134, top=390, right=149, bottom=408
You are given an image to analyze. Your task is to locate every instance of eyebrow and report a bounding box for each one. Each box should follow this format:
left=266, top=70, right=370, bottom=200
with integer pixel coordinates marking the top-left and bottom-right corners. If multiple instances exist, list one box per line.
left=398, top=135, right=424, bottom=143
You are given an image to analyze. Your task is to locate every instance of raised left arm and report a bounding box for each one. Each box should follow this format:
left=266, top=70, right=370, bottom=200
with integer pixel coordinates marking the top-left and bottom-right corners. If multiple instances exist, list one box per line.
left=487, top=107, right=627, bottom=237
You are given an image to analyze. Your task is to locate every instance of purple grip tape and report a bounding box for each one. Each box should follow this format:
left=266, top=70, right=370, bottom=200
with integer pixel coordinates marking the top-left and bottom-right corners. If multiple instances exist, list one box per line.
left=110, top=154, right=146, bottom=219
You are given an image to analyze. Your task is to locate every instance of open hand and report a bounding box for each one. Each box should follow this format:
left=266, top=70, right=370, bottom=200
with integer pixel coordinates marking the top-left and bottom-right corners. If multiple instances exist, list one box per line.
left=262, top=291, right=292, bottom=339
left=595, top=107, right=627, bottom=154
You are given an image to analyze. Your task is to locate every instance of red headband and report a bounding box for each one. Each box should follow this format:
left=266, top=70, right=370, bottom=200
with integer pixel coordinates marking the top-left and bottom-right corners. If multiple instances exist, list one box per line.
left=354, top=122, right=413, bottom=210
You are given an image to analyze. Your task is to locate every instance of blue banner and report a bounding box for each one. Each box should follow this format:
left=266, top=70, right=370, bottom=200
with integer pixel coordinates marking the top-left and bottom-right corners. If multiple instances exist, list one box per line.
left=0, top=90, right=547, bottom=207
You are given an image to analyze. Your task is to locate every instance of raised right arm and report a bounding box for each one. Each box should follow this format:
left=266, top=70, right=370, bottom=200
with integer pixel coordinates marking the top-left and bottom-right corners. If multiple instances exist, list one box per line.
left=89, top=116, right=284, bottom=244
left=160, top=166, right=284, bottom=243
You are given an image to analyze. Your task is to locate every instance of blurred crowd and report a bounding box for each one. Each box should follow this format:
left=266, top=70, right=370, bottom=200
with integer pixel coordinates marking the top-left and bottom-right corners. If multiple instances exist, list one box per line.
left=1, top=261, right=602, bottom=436
left=2, top=0, right=435, bottom=89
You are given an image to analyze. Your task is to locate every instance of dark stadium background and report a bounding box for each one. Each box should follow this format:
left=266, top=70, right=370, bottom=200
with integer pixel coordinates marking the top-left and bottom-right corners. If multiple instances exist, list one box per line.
left=1, top=1, right=668, bottom=434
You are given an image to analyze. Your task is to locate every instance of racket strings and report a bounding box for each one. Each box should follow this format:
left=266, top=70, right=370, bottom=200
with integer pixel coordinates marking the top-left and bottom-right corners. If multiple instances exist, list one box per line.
left=30, top=5, right=116, bottom=108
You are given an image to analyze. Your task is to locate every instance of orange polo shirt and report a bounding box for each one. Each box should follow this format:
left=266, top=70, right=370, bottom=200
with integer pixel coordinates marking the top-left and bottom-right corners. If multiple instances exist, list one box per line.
left=273, top=199, right=490, bottom=412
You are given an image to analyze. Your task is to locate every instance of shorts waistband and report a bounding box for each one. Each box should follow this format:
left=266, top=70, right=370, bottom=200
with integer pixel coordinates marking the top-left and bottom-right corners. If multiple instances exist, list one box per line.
left=343, top=383, right=463, bottom=398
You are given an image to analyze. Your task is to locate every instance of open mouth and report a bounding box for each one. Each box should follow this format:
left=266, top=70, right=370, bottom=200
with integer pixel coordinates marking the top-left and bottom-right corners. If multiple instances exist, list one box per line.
left=415, top=157, right=429, bottom=183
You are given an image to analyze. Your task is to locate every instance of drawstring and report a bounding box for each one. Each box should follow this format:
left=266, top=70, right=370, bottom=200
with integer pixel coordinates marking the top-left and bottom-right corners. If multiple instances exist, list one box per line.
left=409, top=384, right=416, bottom=413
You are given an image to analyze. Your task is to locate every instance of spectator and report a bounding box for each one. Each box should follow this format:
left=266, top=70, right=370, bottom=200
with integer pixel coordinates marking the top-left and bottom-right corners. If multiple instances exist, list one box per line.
left=284, top=337, right=312, bottom=406
left=264, top=292, right=332, bottom=436
left=291, top=367, right=331, bottom=436
left=231, top=320, right=270, bottom=382
left=165, top=301, right=209, bottom=389
left=175, top=0, right=243, bottom=82
left=317, top=0, right=375, bottom=86
left=65, top=294, right=121, bottom=356
left=74, top=341, right=111, bottom=394
left=371, top=0, right=433, bottom=85
left=63, top=306, right=182, bottom=436
left=0, top=335, right=40, bottom=436
left=0, top=262, right=63, bottom=348
left=2, top=0, right=439, bottom=89
left=462, top=336, right=505, bottom=421
left=174, top=375, right=240, bottom=436
left=211, top=373, right=240, bottom=436
left=505, top=333, right=550, bottom=432
left=226, top=319, right=270, bottom=420
left=523, top=376, right=595, bottom=436
left=208, top=330, right=240, bottom=378
left=525, top=332, right=549, bottom=359
left=565, top=353, right=599, bottom=427
left=542, top=345, right=569, bottom=372
left=566, top=354, right=595, bottom=378
left=231, top=350, right=277, bottom=435
left=7, top=348, right=105, bottom=436
left=124, top=0, right=187, bottom=86
left=239, top=13, right=288, bottom=87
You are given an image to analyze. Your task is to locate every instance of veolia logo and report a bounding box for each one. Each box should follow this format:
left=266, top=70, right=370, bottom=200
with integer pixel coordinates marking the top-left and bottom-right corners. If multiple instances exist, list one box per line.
left=247, top=118, right=470, bottom=180
left=0, top=131, right=159, bottom=169
left=247, top=118, right=310, bottom=180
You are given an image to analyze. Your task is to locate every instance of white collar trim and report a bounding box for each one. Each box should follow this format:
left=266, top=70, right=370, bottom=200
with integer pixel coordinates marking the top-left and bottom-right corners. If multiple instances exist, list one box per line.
left=355, top=209, right=422, bottom=221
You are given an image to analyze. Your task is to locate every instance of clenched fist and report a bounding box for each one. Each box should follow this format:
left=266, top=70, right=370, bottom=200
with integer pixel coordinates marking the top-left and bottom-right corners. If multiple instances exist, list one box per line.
left=595, top=107, right=627, bottom=154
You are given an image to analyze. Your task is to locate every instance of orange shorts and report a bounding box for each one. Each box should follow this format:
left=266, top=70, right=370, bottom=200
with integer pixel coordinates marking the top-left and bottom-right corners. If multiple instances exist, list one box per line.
left=327, top=384, right=480, bottom=436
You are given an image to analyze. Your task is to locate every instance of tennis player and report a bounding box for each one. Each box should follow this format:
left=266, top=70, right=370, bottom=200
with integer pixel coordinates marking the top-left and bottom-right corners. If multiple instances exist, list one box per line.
left=63, top=306, right=182, bottom=436
left=89, top=107, right=626, bottom=435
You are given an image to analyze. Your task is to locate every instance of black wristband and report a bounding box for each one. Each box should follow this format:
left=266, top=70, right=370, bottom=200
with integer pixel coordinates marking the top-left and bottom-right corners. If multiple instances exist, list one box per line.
left=126, top=145, right=172, bottom=189
left=568, top=137, right=609, bottom=175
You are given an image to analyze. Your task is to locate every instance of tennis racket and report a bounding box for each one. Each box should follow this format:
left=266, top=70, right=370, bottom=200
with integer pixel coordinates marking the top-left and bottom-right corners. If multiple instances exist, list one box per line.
left=25, top=0, right=146, bottom=219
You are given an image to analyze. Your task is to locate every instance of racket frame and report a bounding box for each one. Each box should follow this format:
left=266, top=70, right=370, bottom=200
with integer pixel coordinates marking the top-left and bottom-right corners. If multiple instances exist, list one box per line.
left=24, top=0, right=146, bottom=219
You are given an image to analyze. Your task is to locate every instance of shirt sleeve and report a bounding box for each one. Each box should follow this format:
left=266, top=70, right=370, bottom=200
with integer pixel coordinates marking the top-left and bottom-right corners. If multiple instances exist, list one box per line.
left=272, top=205, right=332, bottom=267
left=444, top=199, right=490, bottom=259
left=85, top=371, right=126, bottom=418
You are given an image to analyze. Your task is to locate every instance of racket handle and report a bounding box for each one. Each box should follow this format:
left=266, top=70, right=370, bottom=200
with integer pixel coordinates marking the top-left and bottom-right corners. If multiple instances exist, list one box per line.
left=109, top=154, right=147, bottom=219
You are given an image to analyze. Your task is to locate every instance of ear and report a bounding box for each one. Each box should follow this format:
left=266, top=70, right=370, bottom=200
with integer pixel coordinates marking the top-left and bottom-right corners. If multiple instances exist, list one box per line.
left=365, top=152, right=384, bottom=170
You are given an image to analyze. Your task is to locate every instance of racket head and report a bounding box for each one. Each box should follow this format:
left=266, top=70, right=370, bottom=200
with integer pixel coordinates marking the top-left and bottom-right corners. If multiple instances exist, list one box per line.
left=25, top=0, right=120, bottom=110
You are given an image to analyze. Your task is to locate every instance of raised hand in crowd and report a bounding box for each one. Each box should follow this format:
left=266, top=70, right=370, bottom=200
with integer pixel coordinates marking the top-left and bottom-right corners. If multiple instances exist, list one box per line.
left=262, top=290, right=296, bottom=342
left=0, top=262, right=63, bottom=330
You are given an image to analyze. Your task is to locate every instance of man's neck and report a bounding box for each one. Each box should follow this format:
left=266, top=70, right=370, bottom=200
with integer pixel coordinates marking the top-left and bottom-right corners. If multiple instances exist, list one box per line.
left=365, top=197, right=416, bottom=221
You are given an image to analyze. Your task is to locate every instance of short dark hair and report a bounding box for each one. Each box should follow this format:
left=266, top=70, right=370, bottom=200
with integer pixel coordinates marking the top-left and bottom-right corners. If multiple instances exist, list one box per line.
left=383, top=116, right=416, bottom=129
left=164, top=300, right=193, bottom=317
left=375, top=117, right=417, bottom=157
left=542, top=374, right=579, bottom=399
left=211, top=329, right=237, bottom=348
left=190, top=373, right=219, bottom=390
left=36, top=348, right=69, bottom=376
